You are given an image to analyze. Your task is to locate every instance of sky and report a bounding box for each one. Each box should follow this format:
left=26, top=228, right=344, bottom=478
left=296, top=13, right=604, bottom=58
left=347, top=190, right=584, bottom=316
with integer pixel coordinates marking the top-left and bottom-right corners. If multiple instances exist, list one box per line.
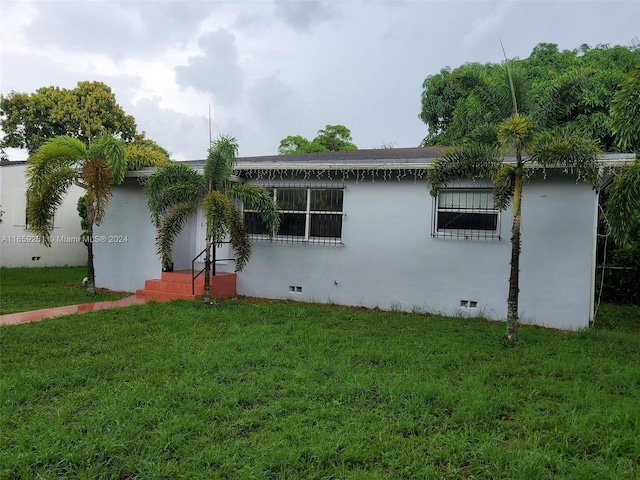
left=1, top=0, right=638, bottom=161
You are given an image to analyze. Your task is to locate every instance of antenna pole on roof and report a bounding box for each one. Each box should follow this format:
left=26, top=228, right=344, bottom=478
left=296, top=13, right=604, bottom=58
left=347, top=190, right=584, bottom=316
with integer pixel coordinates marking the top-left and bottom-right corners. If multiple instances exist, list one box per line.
left=500, top=39, right=518, bottom=114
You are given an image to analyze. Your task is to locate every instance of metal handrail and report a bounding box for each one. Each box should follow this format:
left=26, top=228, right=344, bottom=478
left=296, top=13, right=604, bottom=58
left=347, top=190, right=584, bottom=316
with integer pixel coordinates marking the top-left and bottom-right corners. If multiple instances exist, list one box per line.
left=190, top=241, right=235, bottom=295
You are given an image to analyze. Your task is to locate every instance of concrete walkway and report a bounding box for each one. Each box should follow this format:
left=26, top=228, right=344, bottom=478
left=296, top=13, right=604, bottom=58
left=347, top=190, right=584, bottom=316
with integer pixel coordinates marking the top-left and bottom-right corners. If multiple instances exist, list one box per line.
left=0, top=295, right=147, bottom=326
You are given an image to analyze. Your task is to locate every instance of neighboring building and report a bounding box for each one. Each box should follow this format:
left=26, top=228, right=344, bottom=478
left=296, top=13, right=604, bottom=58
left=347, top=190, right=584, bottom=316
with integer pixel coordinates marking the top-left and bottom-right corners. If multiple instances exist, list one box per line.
left=0, top=161, right=85, bottom=267
left=94, top=148, right=635, bottom=330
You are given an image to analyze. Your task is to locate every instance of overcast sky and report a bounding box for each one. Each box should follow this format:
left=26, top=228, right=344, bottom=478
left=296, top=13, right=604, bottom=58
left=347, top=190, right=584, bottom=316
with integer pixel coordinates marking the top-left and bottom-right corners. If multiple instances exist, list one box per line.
left=1, top=0, right=638, bottom=161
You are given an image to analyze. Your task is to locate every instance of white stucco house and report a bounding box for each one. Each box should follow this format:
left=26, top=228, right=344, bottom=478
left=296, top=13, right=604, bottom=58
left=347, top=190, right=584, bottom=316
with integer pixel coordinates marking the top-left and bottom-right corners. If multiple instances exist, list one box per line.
left=93, top=147, right=634, bottom=330
left=0, top=161, right=85, bottom=267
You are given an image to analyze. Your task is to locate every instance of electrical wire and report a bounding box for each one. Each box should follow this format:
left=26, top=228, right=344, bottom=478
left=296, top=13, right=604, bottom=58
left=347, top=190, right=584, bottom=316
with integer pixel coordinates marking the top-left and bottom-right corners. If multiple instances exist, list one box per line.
left=593, top=202, right=612, bottom=326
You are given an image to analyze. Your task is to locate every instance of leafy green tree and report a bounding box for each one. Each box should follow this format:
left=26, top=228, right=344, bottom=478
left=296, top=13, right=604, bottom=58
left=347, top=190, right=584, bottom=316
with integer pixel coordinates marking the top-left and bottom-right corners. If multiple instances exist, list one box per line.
left=278, top=124, right=357, bottom=155
left=426, top=64, right=601, bottom=344
left=610, top=64, right=640, bottom=153
left=26, top=135, right=169, bottom=295
left=145, top=135, right=280, bottom=302
left=1, top=81, right=138, bottom=159
left=314, top=125, right=358, bottom=152
left=420, top=42, right=640, bottom=151
left=278, top=135, right=324, bottom=155
left=604, top=64, right=640, bottom=247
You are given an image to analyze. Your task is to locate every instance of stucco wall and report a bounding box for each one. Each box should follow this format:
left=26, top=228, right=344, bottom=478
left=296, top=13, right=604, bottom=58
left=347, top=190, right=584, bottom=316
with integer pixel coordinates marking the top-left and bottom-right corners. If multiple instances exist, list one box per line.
left=518, top=171, right=597, bottom=330
left=237, top=172, right=596, bottom=330
left=94, top=178, right=161, bottom=292
left=0, top=162, right=85, bottom=267
left=238, top=177, right=511, bottom=319
left=94, top=170, right=598, bottom=330
left=94, top=179, right=235, bottom=292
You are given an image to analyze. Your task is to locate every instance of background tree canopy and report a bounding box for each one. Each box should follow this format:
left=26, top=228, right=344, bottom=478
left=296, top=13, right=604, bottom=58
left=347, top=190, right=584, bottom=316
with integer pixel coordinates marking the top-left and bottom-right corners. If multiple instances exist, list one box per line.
left=0, top=80, right=167, bottom=160
left=278, top=125, right=357, bottom=155
left=419, top=42, right=640, bottom=151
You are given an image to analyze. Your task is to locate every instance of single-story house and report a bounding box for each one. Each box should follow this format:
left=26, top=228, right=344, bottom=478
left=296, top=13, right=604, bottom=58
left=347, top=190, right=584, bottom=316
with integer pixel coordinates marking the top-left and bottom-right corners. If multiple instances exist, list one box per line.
left=0, top=161, right=85, bottom=267
left=94, top=147, right=634, bottom=330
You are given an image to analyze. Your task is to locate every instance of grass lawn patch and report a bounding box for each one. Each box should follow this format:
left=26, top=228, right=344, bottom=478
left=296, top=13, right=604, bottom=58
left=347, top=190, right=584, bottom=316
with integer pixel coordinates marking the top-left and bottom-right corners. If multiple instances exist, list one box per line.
left=0, top=266, right=131, bottom=315
left=1, top=299, right=640, bottom=478
left=594, top=303, right=640, bottom=332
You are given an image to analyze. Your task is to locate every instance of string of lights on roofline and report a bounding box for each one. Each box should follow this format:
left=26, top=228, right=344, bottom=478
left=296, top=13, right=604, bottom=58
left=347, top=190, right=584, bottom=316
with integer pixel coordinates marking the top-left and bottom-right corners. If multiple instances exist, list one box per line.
left=232, top=163, right=619, bottom=183
left=233, top=167, right=427, bottom=182
left=133, top=161, right=623, bottom=185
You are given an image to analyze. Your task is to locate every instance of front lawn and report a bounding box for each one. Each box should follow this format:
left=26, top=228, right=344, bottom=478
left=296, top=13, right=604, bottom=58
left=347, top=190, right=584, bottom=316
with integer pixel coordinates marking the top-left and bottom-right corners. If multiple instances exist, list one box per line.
left=1, top=299, right=639, bottom=479
left=0, top=266, right=131, bottom=314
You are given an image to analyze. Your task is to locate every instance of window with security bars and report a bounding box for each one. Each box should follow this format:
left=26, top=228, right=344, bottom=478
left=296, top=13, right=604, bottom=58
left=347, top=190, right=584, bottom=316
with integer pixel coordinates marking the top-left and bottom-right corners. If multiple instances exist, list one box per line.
left=245, top=186, right=344, bottom=244
left=433, top=188, right=500, bottom=240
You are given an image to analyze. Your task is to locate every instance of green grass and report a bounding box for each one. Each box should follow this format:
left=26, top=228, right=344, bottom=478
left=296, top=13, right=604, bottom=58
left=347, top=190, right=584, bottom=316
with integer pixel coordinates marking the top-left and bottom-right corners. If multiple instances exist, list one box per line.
left=0, top=266, right=131, bottom=314
left=2, top=299, right=640, bottom=479
left=594, top=303, right=640, bottom=332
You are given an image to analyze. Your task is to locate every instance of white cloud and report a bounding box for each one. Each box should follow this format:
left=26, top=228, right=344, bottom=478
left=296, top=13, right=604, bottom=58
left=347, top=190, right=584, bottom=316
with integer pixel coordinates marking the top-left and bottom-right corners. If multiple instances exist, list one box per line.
left=1, top=0, right=639, bottom=160
left=462, top=2, right=512, bottom=51
left=175, top=29, right=244, bottom=106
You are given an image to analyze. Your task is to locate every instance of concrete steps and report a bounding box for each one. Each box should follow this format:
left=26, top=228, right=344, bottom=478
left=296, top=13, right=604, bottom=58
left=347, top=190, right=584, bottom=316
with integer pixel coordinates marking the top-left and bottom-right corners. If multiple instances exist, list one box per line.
left=135, top=270, right=237, bottom=302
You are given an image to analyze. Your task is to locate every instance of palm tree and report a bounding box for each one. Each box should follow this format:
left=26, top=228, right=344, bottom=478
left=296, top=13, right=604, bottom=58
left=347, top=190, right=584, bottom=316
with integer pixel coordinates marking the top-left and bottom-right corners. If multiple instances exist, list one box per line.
left=26, top=135, right=169, bottom=295
left=145, top=135, right=280, bottom=302
left=426, top=64, right=601, bottom=344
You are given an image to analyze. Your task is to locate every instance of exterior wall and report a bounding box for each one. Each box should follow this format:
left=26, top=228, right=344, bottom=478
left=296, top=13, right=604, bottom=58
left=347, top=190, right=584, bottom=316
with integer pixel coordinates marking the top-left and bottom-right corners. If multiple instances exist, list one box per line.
left=94, top=179, right=236, bottom=293
left=518, top=171, right=598, bottom=330
left=237, top=176, right=511, bottom=319
left=0, top=162, right=85, bottom=267
left=95, top=170, right=598, bottom=330
left=237, top=172, right=597, bottom=330
left=94, top=178, right=161, bottom=292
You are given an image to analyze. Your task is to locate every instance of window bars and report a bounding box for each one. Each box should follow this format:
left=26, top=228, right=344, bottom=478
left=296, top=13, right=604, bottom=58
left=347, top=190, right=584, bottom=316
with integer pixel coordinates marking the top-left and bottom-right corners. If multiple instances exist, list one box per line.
left=245, top=183, right=345, bottom=245
left=433, top=188, right=501, bottom=240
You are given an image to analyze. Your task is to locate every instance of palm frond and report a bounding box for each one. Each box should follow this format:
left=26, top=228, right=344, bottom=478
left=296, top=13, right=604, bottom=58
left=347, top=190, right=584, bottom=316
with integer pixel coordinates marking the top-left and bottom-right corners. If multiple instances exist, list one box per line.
left=497, top=113, right=536, bottom=154
left=26, top=167, right=77, bottom=246
left=83, top=158, right=114, bottom=225
left=466, top=124, right=499, bottom=147
left=202, top=190, right=232, bottom=245
left=205, top=135, right=238, bottom=190
left=156, top=202, right=196, bottom=268
left=426, top=143, right=502, bottom=196
left=125, top=143, right=171, bottom=170
left=493, top=165, right=516, bottom=210
left=145, top=163, right=203, bottom=226
left=26, top=137, right=85, bottom=192
left=473, top=64, right=528, bottom=121
left=530, top=128, right=601, bottom=186
left=228, top=183, right=281, bottom=237
left=25, top=137, right=85, bottom=246
left=228, top=205, right=251, bottom=272
left=39, top=136, right=87, bottom=160
left=88, top=135, right=128, bottom=184
left=604, top=157, right=640, bottom=246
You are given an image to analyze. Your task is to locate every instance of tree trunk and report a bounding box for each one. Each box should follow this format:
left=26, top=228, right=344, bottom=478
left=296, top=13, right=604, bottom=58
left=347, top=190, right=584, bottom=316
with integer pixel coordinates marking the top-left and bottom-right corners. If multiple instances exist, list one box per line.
left=203, top=236, right=211, bottom=303
left=85, top=202, right=96, bottom=297
left=506, top=167, right=523, bottom=344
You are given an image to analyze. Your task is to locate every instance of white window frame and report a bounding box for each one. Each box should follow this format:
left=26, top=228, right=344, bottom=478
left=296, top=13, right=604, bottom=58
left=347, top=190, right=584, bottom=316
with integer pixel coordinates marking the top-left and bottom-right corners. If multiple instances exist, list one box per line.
left=246, top=186, right=344, bottom=245
left=433, top=187, right=501, bottom=240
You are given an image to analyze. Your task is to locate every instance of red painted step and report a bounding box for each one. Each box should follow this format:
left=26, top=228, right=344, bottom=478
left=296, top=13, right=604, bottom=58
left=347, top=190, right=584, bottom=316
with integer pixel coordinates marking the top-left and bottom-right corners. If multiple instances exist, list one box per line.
left=135, top=270, right=237, bottom=302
